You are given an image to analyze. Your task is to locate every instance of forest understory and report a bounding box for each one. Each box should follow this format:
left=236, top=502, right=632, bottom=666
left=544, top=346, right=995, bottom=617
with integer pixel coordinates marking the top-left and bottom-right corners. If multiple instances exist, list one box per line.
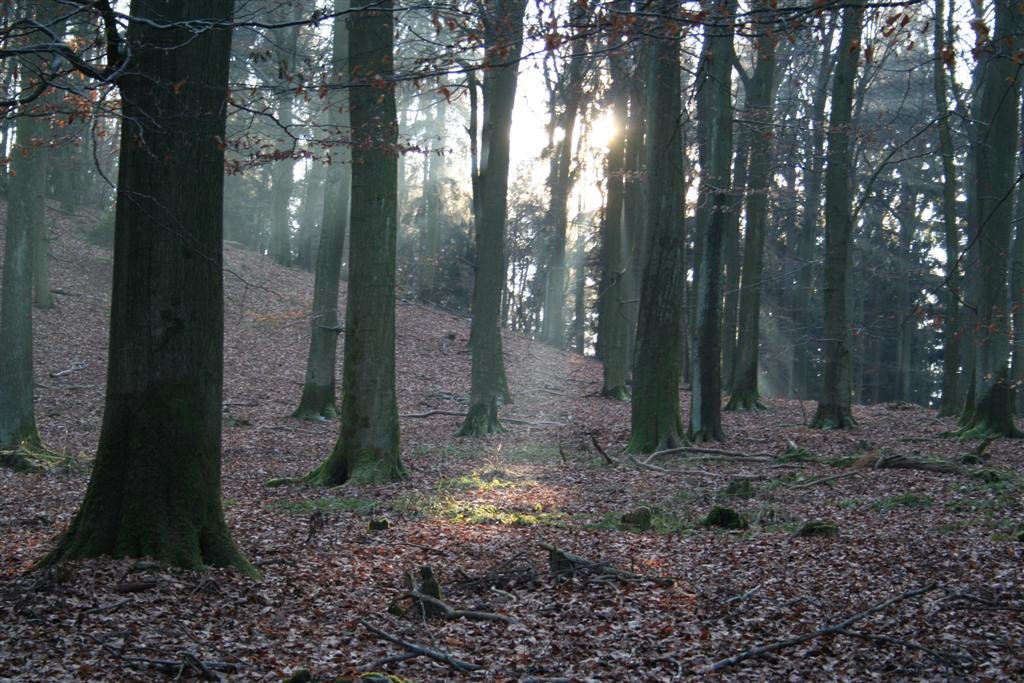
left=1, top=207, right=1022, bottom=681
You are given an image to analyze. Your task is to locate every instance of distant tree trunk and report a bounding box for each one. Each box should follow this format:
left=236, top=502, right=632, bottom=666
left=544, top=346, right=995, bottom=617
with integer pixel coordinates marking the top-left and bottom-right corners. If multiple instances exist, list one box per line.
left=598, top=8, right=631, bottom=400
left=811, top=0, right=865, bottom=429
left=958, top=0, right=1022, bottom=437
left=294, top=159, right=325, bottom=272
left=689, top=0, right=735, bottom=443
left=934, top=0, right=961, bottom=416
left=458, top=0, right=527, bottom=436
left=307, top=0, right=406, bottom=483
left=627, top=0, right=686, bottom=453
left=0, top=60, right=50, bottom=454
left=539, top=3, right=588, bottom=348
left=727, top=8, right=778, bottom=411
left=894, top=186, right=916, bottom=403
left=269, top=11, right=300, bottom=266
left=1012, top=175, right=1024, bottom=415
left=41, top=0, right=253, bottom=574
left=294, top=1, right=350, bottom=420
left=720, top=128, right=748, bottom=395
left=792, top=19, right=836, bottom=401
left=571, top=228, right=587, bottom=354
left=417, top=92, right=447, bottom=302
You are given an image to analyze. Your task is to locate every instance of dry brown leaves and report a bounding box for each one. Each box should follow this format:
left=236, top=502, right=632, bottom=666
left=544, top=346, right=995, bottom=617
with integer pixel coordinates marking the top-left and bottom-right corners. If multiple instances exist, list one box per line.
left=1, top=205, right=1022, bottom=681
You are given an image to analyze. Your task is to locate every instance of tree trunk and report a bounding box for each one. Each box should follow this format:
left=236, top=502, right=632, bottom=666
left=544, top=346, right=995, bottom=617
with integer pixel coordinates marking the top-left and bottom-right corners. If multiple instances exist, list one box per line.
left=627, top=0, right=686, bottom=452
left=458, top=0, right=527, bottom=436
left=792, top=19, right=836, bottom=401
left=294, top=0, right=351, bottom=420
left=727, top=8, right=778, bottom=411
left=934, top=0, right=961, bottom=416
left=811, top=0, right=865, bottom=429
left=417, top=92, right=447, bottom=302
left=895, top=186, right=916, bottom=403
left=269, top=10, right=300, bottom=267
left=689, top=0, right=735, bottom=443
left=598, top=7, right=631, bottom=400
left=41, top=0, right=253, bottom=574
left=0, top=48, right=51, bottom=453
left=720, top=114, right=748, bottom=395
left=307, top=0, right=406, bottom=483
left=958, top=0, right=1023, bottom=437
left=539, top=3, right=588, bottom=348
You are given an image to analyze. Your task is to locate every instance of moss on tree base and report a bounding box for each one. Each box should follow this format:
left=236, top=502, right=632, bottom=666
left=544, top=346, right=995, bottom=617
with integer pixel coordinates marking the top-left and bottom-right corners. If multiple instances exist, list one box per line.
left=811, top=403, right=857, bottom=430
left=306, top=445, right=407, bottom=487
left=601, top=385, right=631, bottom=401
left=292, top=383, right=338, bottom=421
left=724, top=388, right=767, bottom=412
left=456, top=401, right=505, bottom=437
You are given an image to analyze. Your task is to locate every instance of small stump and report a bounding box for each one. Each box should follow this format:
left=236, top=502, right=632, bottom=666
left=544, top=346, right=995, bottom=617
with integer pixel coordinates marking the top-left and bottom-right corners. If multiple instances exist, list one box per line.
left=703, top=506, right=748, bottom=530
left=796, top=520, right=839, bottom=538
left=620, top=506, right=654, bottom=531
left=368, top=518, right=391, bottom=531
left=723, top=478, right=754, bottom=499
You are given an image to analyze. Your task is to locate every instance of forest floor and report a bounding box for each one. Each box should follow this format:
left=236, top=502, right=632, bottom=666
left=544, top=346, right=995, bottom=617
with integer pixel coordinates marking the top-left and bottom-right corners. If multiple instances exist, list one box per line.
left=1, top=205, right=1023, bottom=682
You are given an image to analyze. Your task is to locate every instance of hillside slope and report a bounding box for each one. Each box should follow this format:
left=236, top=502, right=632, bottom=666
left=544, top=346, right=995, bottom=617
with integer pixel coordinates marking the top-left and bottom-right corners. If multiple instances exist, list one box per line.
left=1, top=204, right=1022, bottom=680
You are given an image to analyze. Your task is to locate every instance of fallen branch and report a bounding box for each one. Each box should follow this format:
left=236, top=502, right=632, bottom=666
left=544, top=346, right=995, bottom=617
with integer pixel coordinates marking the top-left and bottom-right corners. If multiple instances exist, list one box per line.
left=50, top=362, right=87, bottom=378
left=838, top=629, right=970, bottom=667
left=705, top=584, right=939, bottom=672
left=120, top=652, right=239, bottom=680
left=788, top=471, right=861, bottom=489
left=359, top=619, right=483, bottom=672
left=541, top=544, right=672, bottom=586
left=83, top=598, right=130, bottom=616
left=590, top=437, right=620, bottom=466
left=400, top=410, right=565, bottom=427
left=872, top=452, right=961, bottom=474
left=642, top=445, right=775, bottom=463
left=626, top=453, right=668, bottom=472
left=401, top=590, right=512, bottom=623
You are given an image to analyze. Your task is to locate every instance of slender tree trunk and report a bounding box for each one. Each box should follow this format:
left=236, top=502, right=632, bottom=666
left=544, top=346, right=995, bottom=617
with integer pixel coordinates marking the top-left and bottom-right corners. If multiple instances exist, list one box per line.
left=895, top=186, right=916, bottom=403
left=727, top=8, right=778, bottom=411
left=623, top=77, right=646, bottom=368
left=458, top=0, right=527, bottom=436
left=792, top=20, right=836, bottom=401
left=540, top=3, right=588, bottom=348
left=307, top=0, right=406, bottom=483
left=1012, top=170, right=1024, bottom=415
left=417, top=92, right=447, bottom=302
left=294, top=1, right=351, bottom=420
left=598, top=7, right=631, bottom=400
left=627, top=0, right=686, bottom=452
left=269, top=11, right=299, bottom=266
left=0, top=62, right=50, bottom=454
left=41, top=0, right=253, bottom=574
left=720, top=110, right=748, bottom=394
left=689, top=0, right=735, bottom=443
left=958, top=0, right=1023, bottom=437
left=811, top=0, right=865, bottom=429
left=934, top=0, right=962, bottom=416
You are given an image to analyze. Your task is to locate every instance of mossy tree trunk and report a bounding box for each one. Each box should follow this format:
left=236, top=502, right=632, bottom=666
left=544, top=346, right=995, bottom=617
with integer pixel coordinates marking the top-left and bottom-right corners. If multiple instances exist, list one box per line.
left=727, top=7, right=778, bottom=412
left=0, top=25, right=53, bottom=453
left=811, top=0, right=864, bottom=430
left=627, top=0, right=686, bottom=453
left=957, top=0, right=1023, bottom=438
left=934, top=0, right=962, bottom=417
left=294, top=0, right=351, bottom=421
left=598, top=3, right=631, bottom=401
left=41, top=0, right=253, bottom=574
left=689, top=0, right=735, bottom=443
left=458, top=0, right=527, bottom=437
left=307, top=0, right=407, bottom=484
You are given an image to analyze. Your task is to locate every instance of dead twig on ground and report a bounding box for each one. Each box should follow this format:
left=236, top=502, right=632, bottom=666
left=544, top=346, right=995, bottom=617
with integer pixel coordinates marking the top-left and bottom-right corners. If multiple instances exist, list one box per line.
left=788, top=471, right=861, bottom=489
left=642, top=445, right=775, bottom=464
left=359, top=619, right=484, bottom=672
left=591, top=436, right=620, bottom=466
left=400, top=589, right=512, bottom=623
left=705, top=584, right=939, bottom=672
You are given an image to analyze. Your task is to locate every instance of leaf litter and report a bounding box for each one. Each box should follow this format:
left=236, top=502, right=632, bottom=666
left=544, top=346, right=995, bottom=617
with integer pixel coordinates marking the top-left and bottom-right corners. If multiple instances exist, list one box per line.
left=1, top=206, right=1023, bottom=680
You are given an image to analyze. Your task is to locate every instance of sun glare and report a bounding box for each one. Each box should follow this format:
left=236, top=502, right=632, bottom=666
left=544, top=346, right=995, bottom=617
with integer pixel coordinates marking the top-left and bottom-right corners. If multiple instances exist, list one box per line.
left=590, top=110, right=619, bottom=149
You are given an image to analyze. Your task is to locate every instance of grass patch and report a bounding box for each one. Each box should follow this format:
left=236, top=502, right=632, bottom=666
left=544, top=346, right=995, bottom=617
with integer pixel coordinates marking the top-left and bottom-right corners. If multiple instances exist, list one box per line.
left=268, top=496, right=376, bottom=515
left=592, top=506, right=689, bottom=534
left=436, top=469, right=520, bottom=492
left=436, top=499, right=563, bottom=526
left=870, top=492, right=934, bottom=511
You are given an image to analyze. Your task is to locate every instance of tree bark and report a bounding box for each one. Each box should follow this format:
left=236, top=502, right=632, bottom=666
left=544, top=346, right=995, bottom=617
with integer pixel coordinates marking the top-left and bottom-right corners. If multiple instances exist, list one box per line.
left=811, top=0, right=865, bottom=429
left=294, top=0, right=351, bottom=420
left=41, top=0, right=253, bottom=574
left=458, top=0, right=527, bottom=436
left=689, top=0, right=735, bottom=443
left=726, top=7, right=778, bottom=411
left=934, top=0, right=962, bottom=416
left=627, top=0, right=687, bottom=452
left=958, top=0, right=1023, bottom=437
left=269, top=7, right=300, bottom=267
left=598, top=5, right=631, bottom=400
left=308, top=0, right=406, bottom=483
